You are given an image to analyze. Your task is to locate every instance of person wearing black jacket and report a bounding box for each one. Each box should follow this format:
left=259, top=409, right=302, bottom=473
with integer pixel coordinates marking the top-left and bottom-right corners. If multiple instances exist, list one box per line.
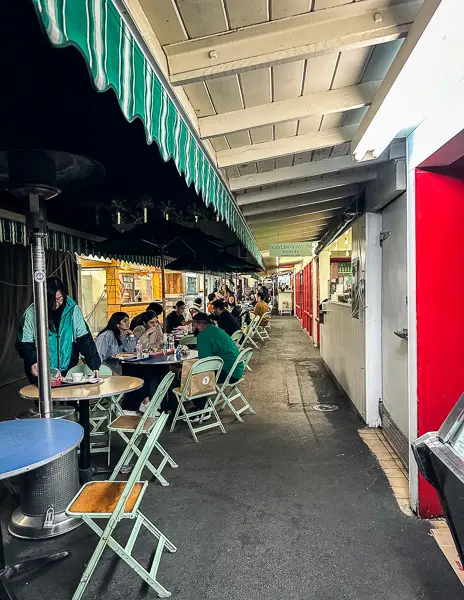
left=210, top=299, right=241, bottom=337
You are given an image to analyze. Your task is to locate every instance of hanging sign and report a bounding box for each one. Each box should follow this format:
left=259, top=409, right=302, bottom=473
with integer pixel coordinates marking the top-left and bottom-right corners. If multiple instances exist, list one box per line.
left=269, top=242, right=312, bottom=258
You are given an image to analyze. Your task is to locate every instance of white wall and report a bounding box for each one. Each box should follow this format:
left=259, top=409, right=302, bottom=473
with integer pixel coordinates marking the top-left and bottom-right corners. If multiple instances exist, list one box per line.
left=320, top=214, right=382, bottom=426
left=321, top=302, right=366, bottom=420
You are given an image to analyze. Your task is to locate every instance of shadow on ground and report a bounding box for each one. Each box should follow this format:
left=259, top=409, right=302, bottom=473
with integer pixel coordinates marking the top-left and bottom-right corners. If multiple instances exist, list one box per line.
left=1, top=317, right=462, bottom=599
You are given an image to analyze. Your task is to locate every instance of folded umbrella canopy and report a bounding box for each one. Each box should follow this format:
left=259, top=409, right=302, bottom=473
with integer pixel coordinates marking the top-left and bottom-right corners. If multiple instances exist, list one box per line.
left=93, top=220, right=223, bottom=327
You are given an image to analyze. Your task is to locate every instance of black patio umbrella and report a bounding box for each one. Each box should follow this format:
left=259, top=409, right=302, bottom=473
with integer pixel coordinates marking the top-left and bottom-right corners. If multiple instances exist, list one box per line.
left=165, top=251, right=257, bottom=308
left=93, top=220, right=223, bottom=327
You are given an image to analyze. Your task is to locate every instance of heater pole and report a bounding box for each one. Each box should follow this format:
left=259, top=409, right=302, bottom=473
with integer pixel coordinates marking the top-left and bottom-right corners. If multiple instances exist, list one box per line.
left=29, top=192, right=52, bottom=418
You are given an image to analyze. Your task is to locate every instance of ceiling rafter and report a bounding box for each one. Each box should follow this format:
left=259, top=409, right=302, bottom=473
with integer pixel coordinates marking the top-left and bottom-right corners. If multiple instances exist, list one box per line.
left=237, top=169, right=377, bottom=205
left=217, top=125, right=358, bottom=167
left=164, top=0, right=421, bottom=85
left=199, top=81, right=381, bottom=138
left=229, top=139, right=405, bottom=190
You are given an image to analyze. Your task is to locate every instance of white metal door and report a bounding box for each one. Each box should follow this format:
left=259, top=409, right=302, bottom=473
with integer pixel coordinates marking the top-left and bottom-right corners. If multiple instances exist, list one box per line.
left=381, top=193, right=409, bottom=439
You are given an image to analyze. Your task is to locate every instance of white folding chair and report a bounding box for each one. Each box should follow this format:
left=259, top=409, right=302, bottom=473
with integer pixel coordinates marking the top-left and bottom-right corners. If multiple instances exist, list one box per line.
left=251, top=311, right=271, bottom=343
left=170, top=357, right=226, bottom=443
left=241, top=315, right=260, bottom=349
left=231, top=330, right=252, bottom=371
left=66, top=405, right=177, bottom=599
left=214, top=348, right=255, bottom=423
left=108, top=373, right=177, bottom=486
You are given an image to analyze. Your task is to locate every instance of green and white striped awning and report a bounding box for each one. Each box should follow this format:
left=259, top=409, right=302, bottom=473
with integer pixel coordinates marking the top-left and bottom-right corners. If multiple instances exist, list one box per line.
left=32, top=0, right=264, bottom=269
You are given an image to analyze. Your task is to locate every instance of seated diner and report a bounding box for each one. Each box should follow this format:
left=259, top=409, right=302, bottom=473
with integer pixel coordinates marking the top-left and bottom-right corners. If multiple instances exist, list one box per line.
left=166, top=300, right=186, bottom=333
left=253, top=291, right=270, bottom=326
left=132, top=310, right=163, bottom=350
left=130, top=301, right=163, bottom=330
left=210, top=299, right=240, bottom=337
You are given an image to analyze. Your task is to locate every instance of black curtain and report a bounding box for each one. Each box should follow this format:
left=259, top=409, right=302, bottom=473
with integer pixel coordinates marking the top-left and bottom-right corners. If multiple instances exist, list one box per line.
left=0, top=242, right=78, bottom=387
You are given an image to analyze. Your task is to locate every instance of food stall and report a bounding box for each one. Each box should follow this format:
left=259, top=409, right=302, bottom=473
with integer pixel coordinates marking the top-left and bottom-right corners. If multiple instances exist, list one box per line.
left=78, top=256, right=183, bottom=333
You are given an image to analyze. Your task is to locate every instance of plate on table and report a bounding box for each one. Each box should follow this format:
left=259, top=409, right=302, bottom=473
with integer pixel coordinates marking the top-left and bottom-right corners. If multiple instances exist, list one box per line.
left=114, top=352, right=151, bottom=362
left=61, top=375, right=102, bottom=386
left=149, top=349, right=175, bottom=358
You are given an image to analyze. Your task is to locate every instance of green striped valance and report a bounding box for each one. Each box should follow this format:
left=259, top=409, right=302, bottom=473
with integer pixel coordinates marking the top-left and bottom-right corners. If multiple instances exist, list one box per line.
left=0, top=215, right=163, bottom=266
left=32, top=0, right=263, bottom=269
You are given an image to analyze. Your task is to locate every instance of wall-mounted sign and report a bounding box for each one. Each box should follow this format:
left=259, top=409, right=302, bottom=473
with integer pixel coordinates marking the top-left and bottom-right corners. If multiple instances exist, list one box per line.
left=269, top=242, right=312, bottom=258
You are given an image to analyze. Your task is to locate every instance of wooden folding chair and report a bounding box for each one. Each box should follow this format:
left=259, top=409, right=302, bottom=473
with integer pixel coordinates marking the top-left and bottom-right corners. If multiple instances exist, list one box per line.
left=66, top=401, right=177, bottom=599
left=170, top=357, right=226, bottom=443
left=108, top=372, right=177, bottom=486
left=214, top=348, right=256, bottom=422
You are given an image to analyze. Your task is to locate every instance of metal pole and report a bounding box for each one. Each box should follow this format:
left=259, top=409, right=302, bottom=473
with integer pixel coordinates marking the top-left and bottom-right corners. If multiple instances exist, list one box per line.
left=203, top=268, right=207, bottom=311
left=29, top=192, right=52, bottom=418
left=161, top=249, right=167, bottom=331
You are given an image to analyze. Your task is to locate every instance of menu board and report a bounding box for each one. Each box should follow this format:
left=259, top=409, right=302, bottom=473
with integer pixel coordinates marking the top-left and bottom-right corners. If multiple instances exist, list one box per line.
left=120, top=274, right=135, bottom=303
left=134, top=275, right=153, bottom=302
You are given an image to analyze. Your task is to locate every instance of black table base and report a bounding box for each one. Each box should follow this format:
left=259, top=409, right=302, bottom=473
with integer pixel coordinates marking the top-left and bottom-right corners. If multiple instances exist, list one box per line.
left=77, top=400, right=112, bottom=484
left=0, top=522, right=69, bottom=600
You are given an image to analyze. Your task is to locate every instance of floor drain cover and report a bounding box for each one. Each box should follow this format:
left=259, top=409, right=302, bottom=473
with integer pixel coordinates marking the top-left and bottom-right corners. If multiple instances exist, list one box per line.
left=313, top=404, right=339, bottom=412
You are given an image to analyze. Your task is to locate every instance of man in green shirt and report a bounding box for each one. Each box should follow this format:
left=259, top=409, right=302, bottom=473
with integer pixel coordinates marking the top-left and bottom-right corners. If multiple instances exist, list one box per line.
left=190, top=313, right=244, bottom=421
left=192, top=313, right=244, bottom=381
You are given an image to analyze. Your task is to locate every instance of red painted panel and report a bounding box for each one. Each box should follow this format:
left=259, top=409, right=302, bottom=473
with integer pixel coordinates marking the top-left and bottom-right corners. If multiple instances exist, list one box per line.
left=415, top=169, right=464, bottom=517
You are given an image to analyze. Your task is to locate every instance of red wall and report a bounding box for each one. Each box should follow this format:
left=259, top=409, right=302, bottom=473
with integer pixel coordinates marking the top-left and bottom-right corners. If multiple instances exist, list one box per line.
left=415, top=169, right=464, bottom=517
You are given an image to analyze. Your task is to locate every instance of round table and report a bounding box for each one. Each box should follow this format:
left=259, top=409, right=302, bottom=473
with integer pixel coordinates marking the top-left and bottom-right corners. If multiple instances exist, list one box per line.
left=19, top=376, right=143, bottom=481
left=120, top=350, right=198, bottom=366
left=0, top=419, right=83, bottom=600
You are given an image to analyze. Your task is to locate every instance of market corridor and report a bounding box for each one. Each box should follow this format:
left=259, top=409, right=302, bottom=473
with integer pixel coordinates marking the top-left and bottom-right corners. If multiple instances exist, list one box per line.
left=3, top=317, right=462, bottom=599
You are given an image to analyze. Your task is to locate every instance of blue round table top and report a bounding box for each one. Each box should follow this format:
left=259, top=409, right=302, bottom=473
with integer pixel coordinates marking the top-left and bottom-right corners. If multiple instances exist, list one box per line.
left=0, top=419, right=83, bottom=480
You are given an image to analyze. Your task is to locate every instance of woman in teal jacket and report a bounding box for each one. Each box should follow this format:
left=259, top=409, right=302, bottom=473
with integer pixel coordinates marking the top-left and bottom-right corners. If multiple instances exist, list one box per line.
left=16, top=277, right=101, bottom=382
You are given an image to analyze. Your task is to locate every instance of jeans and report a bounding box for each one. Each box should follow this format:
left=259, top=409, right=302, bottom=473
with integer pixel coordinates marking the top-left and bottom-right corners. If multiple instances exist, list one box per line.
left=193, top=371, right=239, bottom=411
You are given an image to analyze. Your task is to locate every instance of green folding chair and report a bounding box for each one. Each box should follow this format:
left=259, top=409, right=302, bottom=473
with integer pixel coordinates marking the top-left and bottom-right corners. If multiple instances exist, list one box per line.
left=67, top=364, right=115, bottom=463
left=179, top=334, right=197, bottom=347
left=214, top=348, right=255, bottom=422
left=251, top=311, right=271, bottom=343
left=241, top=315, right=260, bottom=349
left=170, top=357, right=226, bottom=442
left=66, top=401, right=177, bottom=599
left=108, top=372, right=177, bottom=486
left=231, top=330, right=252, bottom=371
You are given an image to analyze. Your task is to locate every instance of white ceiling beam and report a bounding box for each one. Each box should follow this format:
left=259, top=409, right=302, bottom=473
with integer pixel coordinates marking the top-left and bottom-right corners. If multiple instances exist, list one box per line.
left=352, top=0, right=463, bottom=161
left=242, top=184, right=361, bottom=216
left=218, top=126, right=358, bottom=168
left=237, top=169, right=376, bottom=206
left=199, top=82, right=381, bottom=139
left=252, top=218, right=337, bottom=235
left=165, top=0, right=421, bottom=86
left=254, top=223, right=329, bottom=239
left=249, top=211, right=347, bottom=232
left=229, top=139, right=405, bottom=190
left=257, top=233, right=322, bottom=247
left=246, top=203, right=350, bottom=224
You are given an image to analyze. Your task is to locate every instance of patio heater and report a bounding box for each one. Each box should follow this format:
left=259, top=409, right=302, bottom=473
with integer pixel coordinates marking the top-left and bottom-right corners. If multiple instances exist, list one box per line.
left=0, top=149, right=104, bottom=418
left=0, top=149, right=105, bottom=539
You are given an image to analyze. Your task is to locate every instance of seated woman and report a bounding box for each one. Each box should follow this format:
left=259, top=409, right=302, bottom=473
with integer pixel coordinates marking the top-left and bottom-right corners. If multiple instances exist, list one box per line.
left=95, top=312, right=150, bottom=415
left=133, top=310, right=163, bottom=350
left=95, top=312, right=136, bottom=374
left=130, top=302, right=163, bottom=330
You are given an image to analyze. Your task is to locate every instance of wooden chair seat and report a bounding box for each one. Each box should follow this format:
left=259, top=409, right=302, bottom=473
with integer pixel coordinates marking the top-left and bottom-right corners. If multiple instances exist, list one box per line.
left=108, top=415, right=156, bottom=432
left=68, top=481, right=145, bottom=515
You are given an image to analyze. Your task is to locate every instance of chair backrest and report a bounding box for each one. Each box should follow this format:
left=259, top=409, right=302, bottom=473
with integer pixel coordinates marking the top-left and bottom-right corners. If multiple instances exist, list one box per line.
left=145, top=372, right=175, bottom=420
left=67, top=363, right=112, bottom=377
left=180, top=334, right=197, bottom=346
left=181, top=357, right=224, bottom=400
left=219, top=348, right=253, bottom=387
left=231, top=330, right=243, bottom=343
left=256, top=311, right=271, bottom=327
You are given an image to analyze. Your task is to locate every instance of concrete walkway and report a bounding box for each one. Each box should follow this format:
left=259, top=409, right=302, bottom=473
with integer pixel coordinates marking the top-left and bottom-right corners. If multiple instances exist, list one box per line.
left=2, top=317, right=462, bottom=599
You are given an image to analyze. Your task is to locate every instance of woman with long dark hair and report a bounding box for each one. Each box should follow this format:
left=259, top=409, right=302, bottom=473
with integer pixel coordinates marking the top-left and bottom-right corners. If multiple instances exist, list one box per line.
left=133, top=310, right=163, bottom=350
left=95, top=312, right=137, bottom=371
left=16, top=276, right=101, bottom=382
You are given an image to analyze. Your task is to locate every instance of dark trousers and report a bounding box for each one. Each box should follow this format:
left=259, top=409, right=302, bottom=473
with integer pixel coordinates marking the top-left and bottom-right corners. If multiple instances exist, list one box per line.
left=193, top=371, right=238, bottom=411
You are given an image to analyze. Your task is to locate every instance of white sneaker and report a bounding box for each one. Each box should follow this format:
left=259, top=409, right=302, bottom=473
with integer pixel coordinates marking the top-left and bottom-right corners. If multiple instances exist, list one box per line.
left=202, top=413, right=211, bottom=422
left=123, top=410, right=138, bottom=416
left=139, top=399, right=149, bottom=413
left=190, top=415, right=201, bottom=424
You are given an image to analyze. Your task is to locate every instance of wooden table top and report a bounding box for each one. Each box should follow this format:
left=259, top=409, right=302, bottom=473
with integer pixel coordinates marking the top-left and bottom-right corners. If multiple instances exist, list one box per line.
left=19, top=376, right=144, bottom=401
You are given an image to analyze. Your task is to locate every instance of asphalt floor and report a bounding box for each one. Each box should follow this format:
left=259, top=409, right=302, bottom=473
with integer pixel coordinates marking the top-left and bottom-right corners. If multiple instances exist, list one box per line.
left=1, top=317, right=463, bottom=599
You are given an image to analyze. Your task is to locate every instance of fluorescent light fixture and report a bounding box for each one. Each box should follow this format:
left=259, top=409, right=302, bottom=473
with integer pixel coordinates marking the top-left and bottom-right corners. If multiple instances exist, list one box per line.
left=352, top=0, right=464, bottom=162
